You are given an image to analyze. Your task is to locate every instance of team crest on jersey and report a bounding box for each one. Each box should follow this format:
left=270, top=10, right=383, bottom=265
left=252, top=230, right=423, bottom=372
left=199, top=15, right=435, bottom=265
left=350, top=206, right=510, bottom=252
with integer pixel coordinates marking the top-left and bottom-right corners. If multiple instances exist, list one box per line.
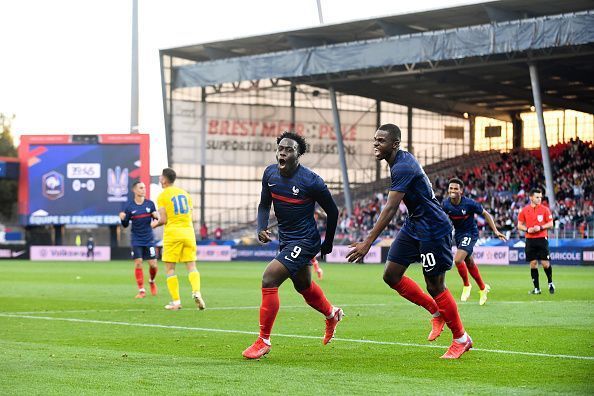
left=292, top=186, right=299, bottom=195
left=537, top=214, right=543, bottom=222
left=146, top=207, right=151, bottom=213
left=461, top=209, right=466, bottom=215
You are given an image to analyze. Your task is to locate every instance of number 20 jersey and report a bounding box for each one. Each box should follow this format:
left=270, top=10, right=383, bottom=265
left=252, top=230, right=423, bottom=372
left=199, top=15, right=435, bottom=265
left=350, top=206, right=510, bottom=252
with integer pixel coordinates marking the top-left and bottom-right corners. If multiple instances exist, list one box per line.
left=390, top=150, right=452, bottom=241
left=157, top=186, right=195, bottom=240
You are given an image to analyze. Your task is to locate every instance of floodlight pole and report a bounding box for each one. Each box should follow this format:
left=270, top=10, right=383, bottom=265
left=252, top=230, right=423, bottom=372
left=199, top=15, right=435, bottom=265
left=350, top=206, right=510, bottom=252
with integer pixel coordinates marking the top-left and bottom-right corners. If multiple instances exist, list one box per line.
left=290, top=83, right=296, bottom=128
left=375, top=100, right=381, bottom=181
left=316, top=0, right=324, bottom=24
left=130, top=0, right=139, bottom=133
left=528, top=62, right=556, bottom=211
left=200, top=87, right=207, bottom=227
left=316, top=2, right=353, bottom=217
left=407, top=106, right=413, bottom=154
left=329, top=87, right=353, bottom=216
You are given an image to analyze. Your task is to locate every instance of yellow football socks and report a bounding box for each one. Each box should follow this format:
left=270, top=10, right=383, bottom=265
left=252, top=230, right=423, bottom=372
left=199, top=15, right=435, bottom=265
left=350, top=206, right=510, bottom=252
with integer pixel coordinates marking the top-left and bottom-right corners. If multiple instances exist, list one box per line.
left=166, top=275, right=180, bottom=301
left=188, top=270, right=201, bottom=293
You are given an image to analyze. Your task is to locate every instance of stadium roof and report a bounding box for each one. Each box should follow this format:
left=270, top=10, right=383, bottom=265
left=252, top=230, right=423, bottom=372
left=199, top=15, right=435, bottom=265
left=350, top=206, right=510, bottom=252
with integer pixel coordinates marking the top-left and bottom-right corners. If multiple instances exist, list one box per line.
left=162, top=0, right=594, bottom=121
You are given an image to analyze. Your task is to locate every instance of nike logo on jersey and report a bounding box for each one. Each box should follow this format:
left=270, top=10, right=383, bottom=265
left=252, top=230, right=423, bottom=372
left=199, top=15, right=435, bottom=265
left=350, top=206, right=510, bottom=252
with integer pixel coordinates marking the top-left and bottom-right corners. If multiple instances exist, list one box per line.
left=292, top=186, right=299, bottom=195
left=132, top=211, right=137, bottom=214
left=268, top=183, right=276, bottom=187
left=284, top=256, right=295, bottom=262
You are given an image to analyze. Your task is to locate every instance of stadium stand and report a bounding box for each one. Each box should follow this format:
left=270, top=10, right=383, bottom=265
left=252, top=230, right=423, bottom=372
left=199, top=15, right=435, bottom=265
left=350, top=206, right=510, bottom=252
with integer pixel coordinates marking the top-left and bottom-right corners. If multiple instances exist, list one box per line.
left=326, top=138, right=593, bottom=243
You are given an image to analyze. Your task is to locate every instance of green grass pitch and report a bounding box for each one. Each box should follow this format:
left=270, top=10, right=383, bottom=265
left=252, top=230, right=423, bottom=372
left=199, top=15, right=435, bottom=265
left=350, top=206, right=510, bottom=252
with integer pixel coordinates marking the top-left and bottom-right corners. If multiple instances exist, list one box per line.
left=0, top=260, right=592, bottom=395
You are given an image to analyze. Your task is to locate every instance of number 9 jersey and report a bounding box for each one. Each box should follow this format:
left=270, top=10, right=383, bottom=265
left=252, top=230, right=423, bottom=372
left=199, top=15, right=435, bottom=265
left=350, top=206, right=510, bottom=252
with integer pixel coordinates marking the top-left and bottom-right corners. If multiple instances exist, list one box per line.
left=157, top=186, right=196, bottom=242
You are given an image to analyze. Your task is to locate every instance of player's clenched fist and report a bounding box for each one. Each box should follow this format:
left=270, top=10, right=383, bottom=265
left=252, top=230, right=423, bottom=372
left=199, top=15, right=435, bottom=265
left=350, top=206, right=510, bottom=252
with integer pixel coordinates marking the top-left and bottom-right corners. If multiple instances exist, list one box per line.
left=258, top=230, right=272, bottom=243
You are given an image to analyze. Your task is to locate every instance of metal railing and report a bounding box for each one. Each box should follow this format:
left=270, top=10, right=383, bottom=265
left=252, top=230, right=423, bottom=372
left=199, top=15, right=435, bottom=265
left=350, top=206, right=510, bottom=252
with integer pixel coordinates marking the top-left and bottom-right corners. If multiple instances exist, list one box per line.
left=203, top=202, right=259, bottom=238
left=331, top=223, right=594, bottom=244
left=482, top=225, right=594, bottom=240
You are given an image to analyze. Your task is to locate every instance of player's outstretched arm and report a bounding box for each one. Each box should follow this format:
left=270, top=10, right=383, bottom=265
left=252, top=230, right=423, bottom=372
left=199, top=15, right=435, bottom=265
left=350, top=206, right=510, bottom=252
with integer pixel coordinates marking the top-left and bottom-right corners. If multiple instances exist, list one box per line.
left=347, top=190, right=404, bottom=262
left=483, top=209, right=507, bottom=241
left=316, top=188, right=339, bottom=255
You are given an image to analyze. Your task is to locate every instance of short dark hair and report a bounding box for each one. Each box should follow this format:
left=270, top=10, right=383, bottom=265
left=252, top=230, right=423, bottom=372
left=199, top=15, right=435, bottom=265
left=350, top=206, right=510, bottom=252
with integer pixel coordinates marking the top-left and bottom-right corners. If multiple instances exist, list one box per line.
left=277, top=131, right=307, bottom=156
left=378, top=123, right=401, bottom=142
left=448, top=178, right=464, bottom=188
left=529, top=188, right=542, bottom=196
left=132, top=180, right=143, bottom=188
left=162, top=168, right=176, bottom=184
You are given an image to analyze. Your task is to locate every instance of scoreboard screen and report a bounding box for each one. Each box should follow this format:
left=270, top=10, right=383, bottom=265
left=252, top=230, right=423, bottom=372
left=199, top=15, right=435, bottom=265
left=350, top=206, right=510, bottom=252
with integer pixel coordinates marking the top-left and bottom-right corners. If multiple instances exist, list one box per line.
left=18, top=134, right=150, bottom=225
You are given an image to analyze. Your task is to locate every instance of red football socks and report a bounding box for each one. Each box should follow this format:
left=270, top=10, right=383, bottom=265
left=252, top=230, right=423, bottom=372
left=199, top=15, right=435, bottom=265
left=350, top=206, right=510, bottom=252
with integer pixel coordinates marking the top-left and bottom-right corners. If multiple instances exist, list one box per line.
left=455, top=261, right=470, bottom=287
left=134, top=268, right=144, bottom=289
left=259, top=287, right=280, bottom=339
left=299, top=282, right=332, bottom=317
left=149, top=266, right=158, bottom=282
left=466, top=261, right=485, bottom=290
left=392, top=276, right=439, bottom=315
left=434, top=289, right=465, bottom=339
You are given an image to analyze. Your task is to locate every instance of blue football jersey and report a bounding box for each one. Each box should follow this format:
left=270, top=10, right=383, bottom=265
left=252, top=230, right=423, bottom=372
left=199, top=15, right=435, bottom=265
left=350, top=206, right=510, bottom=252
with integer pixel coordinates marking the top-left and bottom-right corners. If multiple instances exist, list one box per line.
left=442, top=196, right=483, bottom=236
left=258, top=164, right=332, bottom=244
left=121, top=199, right=156, bottom=246
left=390, top=150, right=452, bottom=241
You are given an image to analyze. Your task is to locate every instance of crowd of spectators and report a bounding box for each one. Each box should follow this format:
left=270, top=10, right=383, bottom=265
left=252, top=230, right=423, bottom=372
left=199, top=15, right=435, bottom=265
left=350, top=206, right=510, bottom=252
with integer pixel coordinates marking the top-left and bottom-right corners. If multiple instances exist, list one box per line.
left=323, top=138, right=593, bottom=242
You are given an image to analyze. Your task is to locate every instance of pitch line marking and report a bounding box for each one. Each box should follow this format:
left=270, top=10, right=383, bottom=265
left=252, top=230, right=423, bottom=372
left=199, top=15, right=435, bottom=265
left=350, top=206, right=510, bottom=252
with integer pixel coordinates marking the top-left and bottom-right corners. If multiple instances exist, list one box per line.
left=0, top=313, right=592, bottom=361
left=1, top=303, right=388, bottom=315
left=4, top=299, right=592, bottom=315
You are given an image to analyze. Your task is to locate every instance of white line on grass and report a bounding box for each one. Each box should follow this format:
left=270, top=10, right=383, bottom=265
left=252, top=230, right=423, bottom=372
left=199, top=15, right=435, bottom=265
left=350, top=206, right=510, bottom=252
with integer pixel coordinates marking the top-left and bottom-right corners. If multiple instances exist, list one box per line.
left=0, top=312, right=592, bottom=361
left=2, top=303, right=388, bottom=315
left=4, top=299, right=591, bottom=315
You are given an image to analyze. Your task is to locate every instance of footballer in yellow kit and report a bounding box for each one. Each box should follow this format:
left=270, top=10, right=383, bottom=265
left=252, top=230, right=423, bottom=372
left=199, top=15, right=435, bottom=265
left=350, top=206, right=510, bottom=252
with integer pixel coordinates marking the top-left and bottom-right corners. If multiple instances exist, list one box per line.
left=152, top=168, right=205, bottom=311
left=158, top=185, right=195, bottom=263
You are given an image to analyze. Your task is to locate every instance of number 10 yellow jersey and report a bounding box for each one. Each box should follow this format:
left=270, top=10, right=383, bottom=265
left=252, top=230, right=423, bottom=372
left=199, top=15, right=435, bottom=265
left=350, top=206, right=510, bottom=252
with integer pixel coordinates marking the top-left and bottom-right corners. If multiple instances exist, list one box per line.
left=157, top=186, right=195, bottom=241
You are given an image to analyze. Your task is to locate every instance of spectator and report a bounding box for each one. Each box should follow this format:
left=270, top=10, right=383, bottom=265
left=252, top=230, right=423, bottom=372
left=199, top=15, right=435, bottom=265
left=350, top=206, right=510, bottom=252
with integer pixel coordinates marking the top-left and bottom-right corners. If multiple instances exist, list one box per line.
left=200, top=223, right=208, bottom=240
left=214, top=226, right=223, bottom=240
left=86, top=236, right=95, bottom=261
left=322, top=139, right=593, bottom=241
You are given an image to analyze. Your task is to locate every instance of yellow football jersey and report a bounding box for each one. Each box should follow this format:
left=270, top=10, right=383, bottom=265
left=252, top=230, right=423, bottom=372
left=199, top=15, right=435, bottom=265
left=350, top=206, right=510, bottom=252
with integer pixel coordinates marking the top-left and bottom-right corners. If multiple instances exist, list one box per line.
left=157, top=186, right=195, bottom=240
